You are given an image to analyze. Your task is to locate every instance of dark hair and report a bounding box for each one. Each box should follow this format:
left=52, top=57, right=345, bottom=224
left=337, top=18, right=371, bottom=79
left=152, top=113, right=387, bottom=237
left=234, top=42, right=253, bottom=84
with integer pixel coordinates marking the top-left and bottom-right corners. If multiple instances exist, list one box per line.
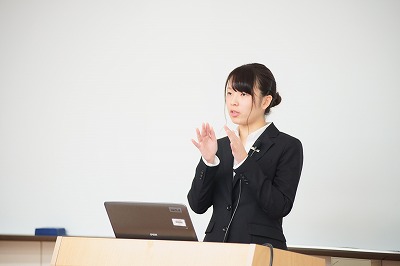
left=224, top=63, right=281, bottom=114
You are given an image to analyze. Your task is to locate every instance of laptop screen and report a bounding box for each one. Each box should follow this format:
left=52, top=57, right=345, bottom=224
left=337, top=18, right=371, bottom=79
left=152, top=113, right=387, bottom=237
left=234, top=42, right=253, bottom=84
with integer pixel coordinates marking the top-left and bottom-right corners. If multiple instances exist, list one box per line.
left=104, top=201, right=198, bottom=241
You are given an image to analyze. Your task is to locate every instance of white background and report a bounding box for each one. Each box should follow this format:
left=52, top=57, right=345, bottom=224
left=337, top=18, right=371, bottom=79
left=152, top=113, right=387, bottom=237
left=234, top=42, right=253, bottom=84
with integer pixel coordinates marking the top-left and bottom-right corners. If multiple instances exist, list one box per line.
left=1, top=0, right=399, bottom=252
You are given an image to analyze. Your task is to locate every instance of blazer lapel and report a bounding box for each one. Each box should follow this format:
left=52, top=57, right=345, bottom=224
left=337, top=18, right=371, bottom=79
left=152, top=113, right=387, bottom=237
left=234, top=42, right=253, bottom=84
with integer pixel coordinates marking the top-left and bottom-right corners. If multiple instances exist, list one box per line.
left=225, top=123, right=280, bottom=187
left=248, top=122, right=279, bottom=161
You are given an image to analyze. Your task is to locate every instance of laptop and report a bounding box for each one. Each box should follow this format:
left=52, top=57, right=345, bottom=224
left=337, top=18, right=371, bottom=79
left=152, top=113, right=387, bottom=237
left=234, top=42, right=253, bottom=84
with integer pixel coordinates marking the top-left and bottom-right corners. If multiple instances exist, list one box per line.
left=104, top=201, right=198, bottom=241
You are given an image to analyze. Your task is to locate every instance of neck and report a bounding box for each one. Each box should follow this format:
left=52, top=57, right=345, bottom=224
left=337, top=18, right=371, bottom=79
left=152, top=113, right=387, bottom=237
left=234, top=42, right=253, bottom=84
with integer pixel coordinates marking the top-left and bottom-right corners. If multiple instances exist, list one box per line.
left=238, top=120, right=267, bottom=142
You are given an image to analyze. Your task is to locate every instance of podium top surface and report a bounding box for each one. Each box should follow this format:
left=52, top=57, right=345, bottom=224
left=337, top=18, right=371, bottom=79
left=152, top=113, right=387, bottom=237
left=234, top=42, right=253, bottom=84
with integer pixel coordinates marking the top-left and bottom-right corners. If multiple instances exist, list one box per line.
left=289, top=245, right=400, bottom=261
left=51, top=236, right=325, bottom=266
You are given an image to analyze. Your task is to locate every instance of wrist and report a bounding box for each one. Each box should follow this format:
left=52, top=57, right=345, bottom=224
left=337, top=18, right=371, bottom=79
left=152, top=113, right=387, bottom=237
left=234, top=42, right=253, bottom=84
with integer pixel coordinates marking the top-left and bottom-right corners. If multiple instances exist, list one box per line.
left=202, top=155, right=220, bottom=167
left=205, top=156, right=215, bottom=164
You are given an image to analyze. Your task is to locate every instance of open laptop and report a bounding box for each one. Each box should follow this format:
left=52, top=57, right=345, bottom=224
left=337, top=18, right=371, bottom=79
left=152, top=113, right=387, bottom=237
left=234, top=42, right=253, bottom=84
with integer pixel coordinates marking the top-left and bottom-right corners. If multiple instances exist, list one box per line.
left=104, top=201, right=198, bottom=241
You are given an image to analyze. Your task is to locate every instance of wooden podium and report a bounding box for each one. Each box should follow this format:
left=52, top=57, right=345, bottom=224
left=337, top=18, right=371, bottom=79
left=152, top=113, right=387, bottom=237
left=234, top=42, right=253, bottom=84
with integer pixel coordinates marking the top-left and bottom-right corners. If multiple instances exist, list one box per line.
left=51, top=236, right=325, bottom=266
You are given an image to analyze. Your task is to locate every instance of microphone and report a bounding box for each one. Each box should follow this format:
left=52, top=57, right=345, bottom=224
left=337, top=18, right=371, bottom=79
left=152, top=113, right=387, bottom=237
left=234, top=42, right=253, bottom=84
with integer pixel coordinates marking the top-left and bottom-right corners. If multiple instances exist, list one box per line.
left=249, top=140, right=262, bottom=157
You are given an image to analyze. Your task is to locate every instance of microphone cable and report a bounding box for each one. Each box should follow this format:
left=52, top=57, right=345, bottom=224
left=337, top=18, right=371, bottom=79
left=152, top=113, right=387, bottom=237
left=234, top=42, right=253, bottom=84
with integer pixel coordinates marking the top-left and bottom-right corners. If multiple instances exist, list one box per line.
left=223, top=140, right=261, bottom=242
left=262, top=243, right=274, bottom=266
left=222, top=179, right=242, bottom=243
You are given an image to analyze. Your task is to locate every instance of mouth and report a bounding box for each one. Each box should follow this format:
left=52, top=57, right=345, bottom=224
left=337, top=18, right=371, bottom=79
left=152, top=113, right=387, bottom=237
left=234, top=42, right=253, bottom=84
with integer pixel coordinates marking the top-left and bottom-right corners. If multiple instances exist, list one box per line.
left=230, top=110, right=240, bottom=118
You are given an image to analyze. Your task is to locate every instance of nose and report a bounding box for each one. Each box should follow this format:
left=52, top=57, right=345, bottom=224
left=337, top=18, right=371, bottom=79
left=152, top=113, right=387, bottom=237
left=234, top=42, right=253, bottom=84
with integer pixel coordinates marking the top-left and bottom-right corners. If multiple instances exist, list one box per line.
left=230, top=93, right=238, bottom=106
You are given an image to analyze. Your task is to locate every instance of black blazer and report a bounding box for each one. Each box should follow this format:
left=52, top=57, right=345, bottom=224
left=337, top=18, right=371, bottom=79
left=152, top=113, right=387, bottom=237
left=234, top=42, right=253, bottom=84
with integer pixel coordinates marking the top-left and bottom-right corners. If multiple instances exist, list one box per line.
left=187, top=123, right=303, bottom=249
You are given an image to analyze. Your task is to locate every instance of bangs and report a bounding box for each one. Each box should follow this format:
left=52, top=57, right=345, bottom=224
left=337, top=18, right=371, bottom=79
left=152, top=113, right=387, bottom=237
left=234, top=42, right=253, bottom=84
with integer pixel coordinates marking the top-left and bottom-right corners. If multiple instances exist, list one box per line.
left=226, top=66, right=256, bottom=95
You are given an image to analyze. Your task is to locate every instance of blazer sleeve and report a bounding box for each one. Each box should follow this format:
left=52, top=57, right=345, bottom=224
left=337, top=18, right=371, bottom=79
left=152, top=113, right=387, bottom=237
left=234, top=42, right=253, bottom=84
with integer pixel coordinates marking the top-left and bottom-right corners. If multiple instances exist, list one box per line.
left=187, top=158, right=219, bottom=214
left=234, top=135, right=303, bottom=219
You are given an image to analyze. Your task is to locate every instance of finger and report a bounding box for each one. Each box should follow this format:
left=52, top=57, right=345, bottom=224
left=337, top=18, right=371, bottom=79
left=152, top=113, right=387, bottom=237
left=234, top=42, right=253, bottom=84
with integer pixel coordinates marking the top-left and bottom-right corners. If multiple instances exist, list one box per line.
left=205, top=122, right=211, bottom=136
left=209, top=125, right=216, bottom=140
left=201, top=123, right=207, bottom=137
left=223, top=125, right=230, bottom=135
left=191, top=139, right=200, bottom=149
left=205, top=123, right=214, bottom=140
left=230, top=142, right=235, bottom=152
left=196, top=128, right=202, bottom=142
left=224, top=125, right=235, bottom=141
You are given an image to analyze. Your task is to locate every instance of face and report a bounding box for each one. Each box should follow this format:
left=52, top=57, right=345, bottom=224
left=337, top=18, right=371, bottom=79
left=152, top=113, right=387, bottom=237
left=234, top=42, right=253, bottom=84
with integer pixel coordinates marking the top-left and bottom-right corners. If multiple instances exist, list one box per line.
left=225, top=81, right=272, bottom=131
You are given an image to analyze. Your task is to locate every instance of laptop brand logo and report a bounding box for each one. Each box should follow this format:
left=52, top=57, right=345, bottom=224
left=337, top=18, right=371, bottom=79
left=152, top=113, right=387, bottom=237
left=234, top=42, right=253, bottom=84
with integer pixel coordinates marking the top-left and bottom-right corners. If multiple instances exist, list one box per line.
left=169, top=207, right=182, bottom=213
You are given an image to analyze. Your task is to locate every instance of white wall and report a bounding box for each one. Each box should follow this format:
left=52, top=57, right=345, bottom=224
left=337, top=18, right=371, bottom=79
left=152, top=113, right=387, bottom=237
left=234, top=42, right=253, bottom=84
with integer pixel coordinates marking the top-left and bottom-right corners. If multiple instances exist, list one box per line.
left=1, top=0, right=399, bottom=251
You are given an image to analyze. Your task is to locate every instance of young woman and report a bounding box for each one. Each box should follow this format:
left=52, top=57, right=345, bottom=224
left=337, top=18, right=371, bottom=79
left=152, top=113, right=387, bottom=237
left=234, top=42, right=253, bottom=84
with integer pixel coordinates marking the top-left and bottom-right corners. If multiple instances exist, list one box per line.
left=187, top=63, right=303, bottom=250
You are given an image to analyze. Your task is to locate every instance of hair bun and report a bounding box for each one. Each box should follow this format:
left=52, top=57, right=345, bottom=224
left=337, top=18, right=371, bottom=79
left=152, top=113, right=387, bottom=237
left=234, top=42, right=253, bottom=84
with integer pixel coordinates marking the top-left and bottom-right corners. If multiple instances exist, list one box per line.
left=272, top=92, right=282, bottom=107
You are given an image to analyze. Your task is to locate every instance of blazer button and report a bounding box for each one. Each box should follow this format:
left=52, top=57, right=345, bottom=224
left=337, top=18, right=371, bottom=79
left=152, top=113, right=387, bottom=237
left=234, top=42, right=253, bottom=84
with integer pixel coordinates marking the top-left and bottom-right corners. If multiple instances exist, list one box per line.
left=199, top=170, right=204, bottom=180
left=226, top=205, right=232, bottom=211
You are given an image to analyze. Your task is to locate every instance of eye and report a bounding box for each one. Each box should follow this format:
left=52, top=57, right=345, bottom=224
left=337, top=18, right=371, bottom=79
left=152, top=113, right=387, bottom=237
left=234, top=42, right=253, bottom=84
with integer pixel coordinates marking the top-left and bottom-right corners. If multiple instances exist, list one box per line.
left=241, top=92, right=247, bottom=96
left=226, top=91, right=232, bottom=96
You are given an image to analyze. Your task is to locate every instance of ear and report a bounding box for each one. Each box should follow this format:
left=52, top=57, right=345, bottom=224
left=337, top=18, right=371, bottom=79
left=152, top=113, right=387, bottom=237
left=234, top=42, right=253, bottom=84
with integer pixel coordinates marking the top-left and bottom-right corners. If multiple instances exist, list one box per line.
left=261, top=95, right=273, bottom=110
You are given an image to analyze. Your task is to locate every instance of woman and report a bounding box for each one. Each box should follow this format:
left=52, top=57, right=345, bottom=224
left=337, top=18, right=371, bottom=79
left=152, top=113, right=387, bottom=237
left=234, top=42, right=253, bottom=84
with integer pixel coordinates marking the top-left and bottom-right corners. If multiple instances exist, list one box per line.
left=187, top=63, right=303, bottom=249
